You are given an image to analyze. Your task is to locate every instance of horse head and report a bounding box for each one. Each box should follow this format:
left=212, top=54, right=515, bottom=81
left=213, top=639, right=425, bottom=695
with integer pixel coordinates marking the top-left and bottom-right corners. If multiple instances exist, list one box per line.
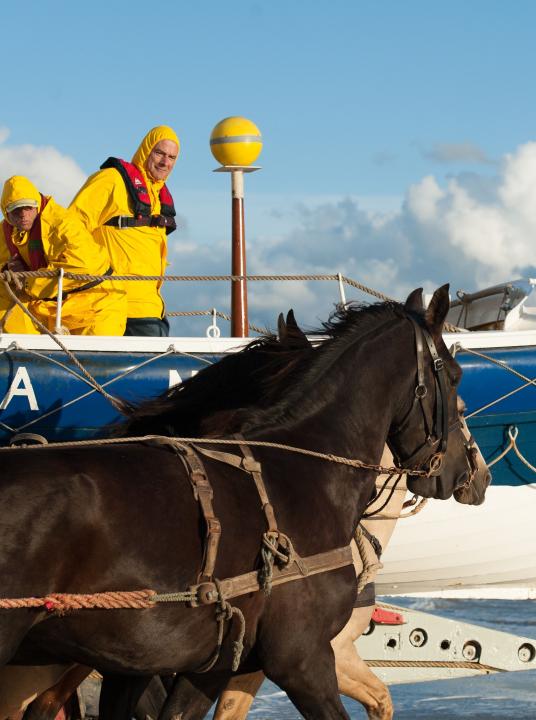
left=387, top=284, right=490, bottom=505
left=452, top=395, right=489, bottom=505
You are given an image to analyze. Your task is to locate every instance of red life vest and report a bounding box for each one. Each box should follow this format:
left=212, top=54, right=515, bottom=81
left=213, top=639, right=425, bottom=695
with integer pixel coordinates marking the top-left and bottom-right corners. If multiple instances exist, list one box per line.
left=3, top=195, right=49, bottom=270
left=100, top=157, right=177, bottom=234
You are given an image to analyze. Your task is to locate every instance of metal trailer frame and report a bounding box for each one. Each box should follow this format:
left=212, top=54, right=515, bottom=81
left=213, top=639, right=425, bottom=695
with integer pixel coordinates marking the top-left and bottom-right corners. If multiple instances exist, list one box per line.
left=358, top=601, right=536, bottom=684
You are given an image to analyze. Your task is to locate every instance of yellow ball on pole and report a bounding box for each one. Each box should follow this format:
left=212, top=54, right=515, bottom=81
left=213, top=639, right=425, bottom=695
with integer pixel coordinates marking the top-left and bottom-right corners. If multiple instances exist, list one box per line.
left=210, top=116, right=262, bottom=167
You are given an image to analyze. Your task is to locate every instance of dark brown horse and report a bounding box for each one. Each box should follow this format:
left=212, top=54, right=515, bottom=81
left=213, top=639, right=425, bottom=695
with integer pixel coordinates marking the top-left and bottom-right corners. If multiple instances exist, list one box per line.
left=0, top=286, right=487, bottom=720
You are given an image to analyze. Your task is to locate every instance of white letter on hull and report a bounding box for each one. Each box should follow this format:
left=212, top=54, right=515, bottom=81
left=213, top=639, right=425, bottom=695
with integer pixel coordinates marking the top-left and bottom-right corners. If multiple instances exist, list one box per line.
left=168, top=369, right=200, bottom=388
left=169, top=370, right=182, bottom=388
left=0, top=367, right=39, bottom=411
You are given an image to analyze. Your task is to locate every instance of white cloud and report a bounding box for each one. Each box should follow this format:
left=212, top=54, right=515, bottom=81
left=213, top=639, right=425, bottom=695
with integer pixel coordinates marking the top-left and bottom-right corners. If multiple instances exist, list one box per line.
left=0, top=132, right=86, bottom=207
left=407, top=175, right=445, bottom=223
left=166, top=140, right=536, bottom=334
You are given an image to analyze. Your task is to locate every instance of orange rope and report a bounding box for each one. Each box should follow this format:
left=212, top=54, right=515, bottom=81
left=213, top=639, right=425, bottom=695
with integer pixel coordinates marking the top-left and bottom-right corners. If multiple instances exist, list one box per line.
left=0, top=589, right=156, bottom=613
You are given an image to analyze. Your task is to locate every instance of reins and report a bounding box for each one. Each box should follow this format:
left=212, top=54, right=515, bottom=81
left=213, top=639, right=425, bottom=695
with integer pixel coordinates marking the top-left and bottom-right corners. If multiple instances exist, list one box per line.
left=0, top=433, right=437, bottom=479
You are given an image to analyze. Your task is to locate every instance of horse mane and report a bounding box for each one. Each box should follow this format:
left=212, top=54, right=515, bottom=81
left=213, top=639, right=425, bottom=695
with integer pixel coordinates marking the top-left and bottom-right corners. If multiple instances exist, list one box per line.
left=118, top=332, right=313, bottom=438
left=235, top=300, right=409, bottom=434
left=119, top=300, right=411, bottom=438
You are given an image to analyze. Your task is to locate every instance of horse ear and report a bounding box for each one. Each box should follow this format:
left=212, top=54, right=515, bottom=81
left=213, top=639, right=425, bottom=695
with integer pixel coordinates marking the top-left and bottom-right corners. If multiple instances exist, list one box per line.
left=404, top=288, right=424, bottom=312
left=277, top=313, right=286, bottom=340
left=280, top=309, right=310, bottom=348
left=286, top=309, right=298, bottom=327
left=425, top=284, right=450, bottom=332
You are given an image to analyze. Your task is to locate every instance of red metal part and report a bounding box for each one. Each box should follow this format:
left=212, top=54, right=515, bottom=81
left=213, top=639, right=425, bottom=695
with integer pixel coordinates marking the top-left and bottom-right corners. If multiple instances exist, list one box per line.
left=372, top=606, right=405, bottom=625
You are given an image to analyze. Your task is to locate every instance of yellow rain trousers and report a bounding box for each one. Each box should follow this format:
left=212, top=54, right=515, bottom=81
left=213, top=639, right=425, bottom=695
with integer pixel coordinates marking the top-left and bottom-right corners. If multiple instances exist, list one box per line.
left=0, top=177, right=127, bottom=335
left=69, top=125, right=180, bottom=320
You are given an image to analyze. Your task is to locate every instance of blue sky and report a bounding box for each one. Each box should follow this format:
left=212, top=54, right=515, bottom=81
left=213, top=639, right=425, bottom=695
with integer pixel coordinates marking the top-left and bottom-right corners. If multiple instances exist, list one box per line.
left=2, top=0, right=536, bottom=334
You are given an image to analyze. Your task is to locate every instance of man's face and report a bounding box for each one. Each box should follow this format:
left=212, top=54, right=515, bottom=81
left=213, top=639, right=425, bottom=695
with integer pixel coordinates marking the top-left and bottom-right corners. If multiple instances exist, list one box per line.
left=6, top=206, right=39, bottom=232
left=145, top=139, right=179, bottom=182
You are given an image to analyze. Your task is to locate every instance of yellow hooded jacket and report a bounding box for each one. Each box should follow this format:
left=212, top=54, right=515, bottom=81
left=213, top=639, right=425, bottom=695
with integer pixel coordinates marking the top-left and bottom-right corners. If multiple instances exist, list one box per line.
left=1, top=176, right=114, bottom=298
left=0, top=176, right=126, bottom=335
left=69, top=126, right=180, bottom=320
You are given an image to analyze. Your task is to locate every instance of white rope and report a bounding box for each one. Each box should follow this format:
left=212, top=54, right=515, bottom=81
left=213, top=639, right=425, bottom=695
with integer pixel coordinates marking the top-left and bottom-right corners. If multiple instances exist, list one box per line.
left=487, top=425, right=536, bottom=477
left=455, top=346, right=536, bottom=419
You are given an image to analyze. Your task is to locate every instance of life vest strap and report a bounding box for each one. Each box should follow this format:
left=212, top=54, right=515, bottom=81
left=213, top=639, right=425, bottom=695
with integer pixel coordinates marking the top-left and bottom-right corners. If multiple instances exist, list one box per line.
left=99, top=158, right=176, bottom=234
left=104, top=214, right=177, bottom=234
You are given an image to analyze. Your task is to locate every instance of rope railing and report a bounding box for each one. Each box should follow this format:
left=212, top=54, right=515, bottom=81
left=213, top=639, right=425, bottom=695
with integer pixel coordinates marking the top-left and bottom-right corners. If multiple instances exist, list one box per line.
left=0, top=269, right=394, bottom=292
left=167, top=309, right=269, bottom=335
left=0, top=268, right=461, bottom=333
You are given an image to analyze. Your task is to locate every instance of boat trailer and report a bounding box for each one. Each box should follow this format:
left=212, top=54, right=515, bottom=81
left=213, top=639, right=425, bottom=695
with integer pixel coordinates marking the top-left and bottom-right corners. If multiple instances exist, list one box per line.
left=358, top=601, right=536, bottom=684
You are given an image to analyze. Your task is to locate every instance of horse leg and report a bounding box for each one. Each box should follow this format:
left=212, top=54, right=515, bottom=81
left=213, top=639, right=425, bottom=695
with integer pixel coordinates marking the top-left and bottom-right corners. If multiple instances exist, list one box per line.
left=133, top=676, right=169, bottom=720
left=21, top=665, right=92, bottom=720
left=262, top=640, right=349, bottom=720
left=212, top=671, right=264, bottom=719
left=98, top=674, right=153, bottom=720
left=331, top=608, right=392, bottom=720
left=0, top=665, right=71, bottom=720
left=210, top=609, right=392, bottom=720
left=337, top=652, right=392, bottom=720
left=157, top=672, right=232, bottom=720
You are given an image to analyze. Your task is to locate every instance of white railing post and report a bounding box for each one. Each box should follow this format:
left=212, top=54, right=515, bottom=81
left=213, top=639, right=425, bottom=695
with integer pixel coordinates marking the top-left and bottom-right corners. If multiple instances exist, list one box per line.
left=206, top=307, right=221, bottom=338
left=55, top=268, right=64, bottom=334
left=337, top=272, right=347, bottom=305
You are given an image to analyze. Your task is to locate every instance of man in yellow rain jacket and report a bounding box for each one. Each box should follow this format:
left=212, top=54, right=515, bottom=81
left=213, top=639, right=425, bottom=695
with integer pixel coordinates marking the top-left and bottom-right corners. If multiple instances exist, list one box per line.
left=69, top=126, right=180, bottom=336
left=0, top=176, right=127, bottom=335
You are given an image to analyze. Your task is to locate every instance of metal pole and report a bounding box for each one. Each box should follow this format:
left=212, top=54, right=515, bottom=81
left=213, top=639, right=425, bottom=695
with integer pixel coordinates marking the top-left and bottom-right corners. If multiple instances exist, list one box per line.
left=231, top=170, right=248, bottom=337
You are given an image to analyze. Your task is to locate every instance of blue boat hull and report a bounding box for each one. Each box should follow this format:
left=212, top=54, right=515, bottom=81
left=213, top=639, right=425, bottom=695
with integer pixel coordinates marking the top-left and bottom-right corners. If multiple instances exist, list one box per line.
left=455, top=345, right=536, bottom=487
left=0, top=336, right=534, bottom=488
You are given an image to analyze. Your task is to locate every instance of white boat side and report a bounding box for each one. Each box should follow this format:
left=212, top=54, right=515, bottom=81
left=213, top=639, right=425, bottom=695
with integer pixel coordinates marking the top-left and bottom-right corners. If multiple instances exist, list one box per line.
left=1, top=326, right=536, bottom=351
left=376, top=483, right=536, bottom=598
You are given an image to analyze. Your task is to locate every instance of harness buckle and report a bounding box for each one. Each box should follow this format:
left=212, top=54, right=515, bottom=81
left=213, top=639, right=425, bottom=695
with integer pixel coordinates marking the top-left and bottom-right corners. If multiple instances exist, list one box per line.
left=117, top=215, right=123, bottom=229
left=415, top=384, right=427, bottom=399
left=434, top=358, right=444, bottom=372
left=427, top=453, right=443, bottom=476
left=188, top=581, right=218, bottom=607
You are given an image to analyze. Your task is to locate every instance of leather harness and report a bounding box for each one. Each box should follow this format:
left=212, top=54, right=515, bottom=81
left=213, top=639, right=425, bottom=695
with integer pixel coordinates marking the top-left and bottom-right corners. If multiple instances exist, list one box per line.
left=145, top=436, right=354, bottom=609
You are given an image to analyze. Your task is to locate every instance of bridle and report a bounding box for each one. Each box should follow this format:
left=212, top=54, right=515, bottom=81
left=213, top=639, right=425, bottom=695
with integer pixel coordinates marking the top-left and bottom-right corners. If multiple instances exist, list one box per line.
left=388, top=316, right=463, bottom=478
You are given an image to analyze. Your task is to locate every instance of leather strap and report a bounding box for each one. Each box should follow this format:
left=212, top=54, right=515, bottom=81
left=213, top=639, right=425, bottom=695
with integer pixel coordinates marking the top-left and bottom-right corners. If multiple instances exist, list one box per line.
left=195, top=442, right=278, bottom=533
left=176, top=444, right=221, bottom=583
left=237, top=438, right=278, bottom=533
left=189, top=545, right=353, bottom=607
left=389, top=316, right=451, bottom=472
left=143, top=438, right=352, bottom=609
